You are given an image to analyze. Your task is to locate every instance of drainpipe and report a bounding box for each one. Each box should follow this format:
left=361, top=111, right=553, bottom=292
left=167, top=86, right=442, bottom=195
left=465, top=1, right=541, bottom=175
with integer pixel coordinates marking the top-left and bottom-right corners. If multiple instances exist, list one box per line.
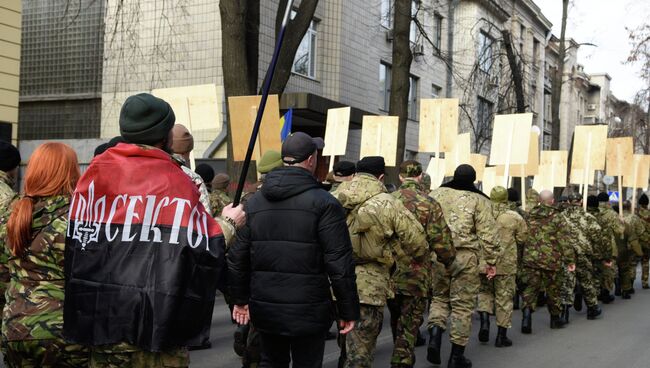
left=445, top=0, right=459, bottom=97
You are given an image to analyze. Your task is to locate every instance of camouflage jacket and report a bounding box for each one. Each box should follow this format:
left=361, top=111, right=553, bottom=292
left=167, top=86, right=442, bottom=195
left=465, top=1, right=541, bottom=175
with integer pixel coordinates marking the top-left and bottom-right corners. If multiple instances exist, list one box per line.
left=334, top=173, right=426, bottom=306
left=429, top=187, right=499, bottom=265
left=209, top=189, right=231, bottom=218
left=0, top=171, right=16, bottom=211
left=481, top=202, right=528, bottom=275
left=621, top=213, right=645, bottom=257
left=638, top=208, right=650, bottom=253
left=391, top=179, right=455, bottom=296
left=0, top=195, right=69, bottom=341
left=173, top=154, right=212, bottom=213
left=568, top=206, right=611, bottom=261
left=522, top=204, right=575, bottom=271
left=592, top=206, right=624, bottom=259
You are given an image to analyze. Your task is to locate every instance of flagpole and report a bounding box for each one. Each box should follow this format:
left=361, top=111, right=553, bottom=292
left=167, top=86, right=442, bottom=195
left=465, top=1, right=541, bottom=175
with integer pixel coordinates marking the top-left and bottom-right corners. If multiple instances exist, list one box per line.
left=233, top=1, right=294, bottom=206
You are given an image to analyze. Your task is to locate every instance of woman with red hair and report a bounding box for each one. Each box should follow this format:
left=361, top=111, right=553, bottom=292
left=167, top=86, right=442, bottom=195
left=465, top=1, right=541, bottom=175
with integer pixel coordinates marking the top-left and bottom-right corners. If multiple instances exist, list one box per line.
left=0, top=142, right=88, bottom=367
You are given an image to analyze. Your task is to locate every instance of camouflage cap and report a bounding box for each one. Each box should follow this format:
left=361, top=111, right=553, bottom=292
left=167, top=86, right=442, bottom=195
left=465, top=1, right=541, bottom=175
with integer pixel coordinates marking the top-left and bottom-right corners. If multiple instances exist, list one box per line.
left=399, top=160, right=423, bottom=178
left=526, top=188, right=540, bottom=203
left=567, top=192, right=582, bottom=202
left=490, top=186, right=508, bottom=203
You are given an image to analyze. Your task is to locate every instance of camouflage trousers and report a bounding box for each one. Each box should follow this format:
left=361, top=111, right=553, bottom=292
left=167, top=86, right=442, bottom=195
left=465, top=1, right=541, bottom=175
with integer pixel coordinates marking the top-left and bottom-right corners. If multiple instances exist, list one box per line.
left=387, top=295, right=427, bottom=367
left=575, top=256, right=599, bottom=307
left=427, top=249, right=479, bottom=346
left=342, top=304, right=384, bottom=368
left=602, top=262, right=617, bottom=291
left=642, top=254, right=649, bottom=288
left=617, top=252, right=638, bottom=291
left=560, top=264, right=576, bottom=306
left=2, top=338, right=88, bottom=368
left=90, top=343, right=189, bottom=368
left=519, top=267, right=562, bottom=316
left=477, top=274, right=516, bottom=328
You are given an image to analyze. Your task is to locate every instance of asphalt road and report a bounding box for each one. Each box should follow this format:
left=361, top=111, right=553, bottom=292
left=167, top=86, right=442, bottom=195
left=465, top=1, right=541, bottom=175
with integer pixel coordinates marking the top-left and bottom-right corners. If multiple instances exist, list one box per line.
left=192, top=266, right=650, bottom=368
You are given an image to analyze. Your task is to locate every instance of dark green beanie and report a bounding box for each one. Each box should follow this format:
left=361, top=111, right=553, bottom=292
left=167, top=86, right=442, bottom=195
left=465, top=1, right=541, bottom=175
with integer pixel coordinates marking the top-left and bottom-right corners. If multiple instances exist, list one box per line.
left=119, top=93, right=175, bottom=145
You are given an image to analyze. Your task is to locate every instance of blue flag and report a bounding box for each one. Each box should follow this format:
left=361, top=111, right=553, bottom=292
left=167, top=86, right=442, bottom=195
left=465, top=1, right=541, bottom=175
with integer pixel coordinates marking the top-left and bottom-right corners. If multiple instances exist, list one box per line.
left=280, top=108, right=292, bottom=142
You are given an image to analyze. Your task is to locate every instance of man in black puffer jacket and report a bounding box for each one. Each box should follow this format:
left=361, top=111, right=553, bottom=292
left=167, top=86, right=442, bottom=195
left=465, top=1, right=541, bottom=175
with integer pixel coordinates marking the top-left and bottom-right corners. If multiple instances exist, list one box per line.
left=228, top=132, right=360, bottom=368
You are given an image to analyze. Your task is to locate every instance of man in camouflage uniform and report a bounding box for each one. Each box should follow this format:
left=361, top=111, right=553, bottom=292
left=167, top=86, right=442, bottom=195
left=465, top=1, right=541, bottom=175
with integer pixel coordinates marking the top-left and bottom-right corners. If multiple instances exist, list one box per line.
left=556, top=196, right=578, bottom=325
left=520, top=190, right=575, bottom=333
left=333, top=157, right=426, bottom=368
left=619, top=202, right=645, bottom=298
left=0, top=141, right=20, bottom=325
left=427, top=165, right=499, bottom=368
left=389, top=160, right=455, bottom=367
left=637, top=194, right=650, bottom=289
left=507, top=188, right=532, bottom=311
left=593, top=192, right=625, bottom=302
left=561, top=194, right=605, bottom=320
left=477, top=186, right=528, bottom=348
left=329, top=161, right=356, bottom=193
left=210, top=173, right=232, bottom=217
left=421, top=173, right=432, bottom=192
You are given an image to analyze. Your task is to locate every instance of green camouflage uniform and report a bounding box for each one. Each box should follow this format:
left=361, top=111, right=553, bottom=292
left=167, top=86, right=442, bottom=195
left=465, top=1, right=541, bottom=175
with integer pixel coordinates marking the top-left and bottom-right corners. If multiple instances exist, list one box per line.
left=520, top=204, right=575, bottom=316
left=558, top=207, right=580, bottom=306
left=173, top=154, right=212, bottom=213
left=209, top=189, right=231, bottom=218
left=334, top=173, right=426, bottom=368
left=0, top=170, right=17, bottom=322
left=427, top=187, right=499, bottom=346
left=562, top=205, right=607, bottom=307
left=0, top=170, right=16, bottom=209
left=478, top=197, right=528, bottom=328
left=0, top=195, right=89, bottom=367
left=90, top=343, right=189, bottom=368
left=389, top=178, right=455, bottom=366
left=638, top=208, right=650, bottom=288
left=592, top=205, right=625, bottom=291
left=618, top=213, right=645, bottom=291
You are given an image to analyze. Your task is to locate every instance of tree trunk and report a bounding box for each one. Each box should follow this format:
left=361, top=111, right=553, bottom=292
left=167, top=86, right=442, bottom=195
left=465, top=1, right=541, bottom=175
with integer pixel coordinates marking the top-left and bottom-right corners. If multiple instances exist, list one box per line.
left=502, top=30, right=526, bottom=113
left=551, top=0, right=569, bottom=150
left=387, top=0, right=413, bottom=183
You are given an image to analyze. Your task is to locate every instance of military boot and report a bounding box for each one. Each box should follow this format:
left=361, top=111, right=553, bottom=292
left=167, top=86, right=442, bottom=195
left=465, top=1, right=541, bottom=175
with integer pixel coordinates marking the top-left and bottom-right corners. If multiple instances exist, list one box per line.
left=622, top=289, right=631, bottom=299
left=447, top=343, right=472, bottom=368
left=478, top=312, right=490, bottom=342
left=521, top=308, right=532, bottom=334
left=494, top=326, right=512, bottom=347
left=550, top=315, right=566, bottom=329
left=600, top=288, right=614, bottom=304
left=587, top=304, right=602, bottom=320
left=427, top=325, right=444, bottom=364
left=560, top=304, right=570, bottom=325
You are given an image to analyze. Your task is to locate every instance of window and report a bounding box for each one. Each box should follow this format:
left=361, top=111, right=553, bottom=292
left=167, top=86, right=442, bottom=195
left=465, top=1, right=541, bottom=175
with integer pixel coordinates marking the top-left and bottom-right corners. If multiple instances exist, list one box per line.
left=409, top=1, right=418, bottom=44
left=477, top=97, right=493, bottom=132
left=379, top=62, right=391, bottom=111
left=292, top=14, right=317, bottom=78
left=408, top=76, right=419, bottom=120
left=478, top=32, right=494, bottom=73
left=532, top=38, right=540, bottom=67
left=433, top=14, right=443, bottom=50
left=381, top=0, right=392, bottom=28
left=431, top=84, right=442, bottom=98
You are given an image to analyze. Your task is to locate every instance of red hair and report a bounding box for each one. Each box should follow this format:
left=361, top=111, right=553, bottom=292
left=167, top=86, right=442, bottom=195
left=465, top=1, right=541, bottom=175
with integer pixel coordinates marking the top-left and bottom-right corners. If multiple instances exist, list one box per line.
left=7, top=142, right=80, bottom=256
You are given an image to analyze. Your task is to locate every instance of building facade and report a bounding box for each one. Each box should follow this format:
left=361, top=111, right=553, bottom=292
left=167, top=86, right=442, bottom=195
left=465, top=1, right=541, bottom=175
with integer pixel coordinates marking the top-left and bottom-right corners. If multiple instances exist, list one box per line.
left=0, top=0, right=21, bottom=144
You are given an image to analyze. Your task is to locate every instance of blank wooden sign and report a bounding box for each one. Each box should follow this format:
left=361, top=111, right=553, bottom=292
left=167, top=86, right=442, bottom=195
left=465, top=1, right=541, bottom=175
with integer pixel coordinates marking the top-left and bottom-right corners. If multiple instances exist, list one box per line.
left=570, top=125, right=608, bottom=171
left=228, top=95, right=281, bottom=161
left=605, top=137, right=634, bottom=177
left=496, top=132, right=540, bottom=177
left=360, top=115, right=399, bottom=166
left=533, top=150, right=568, bottom=191
left=444, top=133, right=471, bottom=176
left=488, top=113, right=533, bottom=166
left=482, top=167, right=505, bottom=197
left=322, top=107, right=351, bottom=157
left=569, top=168, right=595, bottom=186
left=623, top=154, right=650, bottom=189
left=470, top=154, right=487, bottom=182
left=419, top=99, right=458, bottom=153
left=426, top=157, right=446, bottom=190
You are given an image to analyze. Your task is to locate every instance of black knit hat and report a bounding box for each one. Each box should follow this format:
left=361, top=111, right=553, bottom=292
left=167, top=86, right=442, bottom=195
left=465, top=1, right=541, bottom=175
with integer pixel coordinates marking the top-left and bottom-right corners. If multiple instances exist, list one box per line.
left=0, top=140, right=20, bottom=171
left=639, top=194, right=649, bottom=206
left=453, top=164, right=476, bottom=184
left=119, top=93, right=175, bottom=145
left=195, top=164, right=215, bottom=185
left=587, top=195, right=599, bottom=208
left=597, top=192, right=610, bottom=203
left=507, top=187, right=519, bottom=202
left=357, top=156, right=385, bottom=177
left=333, top=161, right=356, bottom=177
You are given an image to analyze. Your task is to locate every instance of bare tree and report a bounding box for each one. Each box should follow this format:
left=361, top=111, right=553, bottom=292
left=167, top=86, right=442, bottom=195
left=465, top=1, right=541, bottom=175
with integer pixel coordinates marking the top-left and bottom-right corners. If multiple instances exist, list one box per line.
left=550, top=0, right=569, bottom=150
left=626, top=24, right=650, bottom=153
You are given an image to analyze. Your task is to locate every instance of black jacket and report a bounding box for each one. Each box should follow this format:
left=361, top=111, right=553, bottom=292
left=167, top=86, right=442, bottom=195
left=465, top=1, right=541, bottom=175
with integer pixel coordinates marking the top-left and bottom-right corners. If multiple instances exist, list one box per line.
left=228, top=166, right=360, bottom=336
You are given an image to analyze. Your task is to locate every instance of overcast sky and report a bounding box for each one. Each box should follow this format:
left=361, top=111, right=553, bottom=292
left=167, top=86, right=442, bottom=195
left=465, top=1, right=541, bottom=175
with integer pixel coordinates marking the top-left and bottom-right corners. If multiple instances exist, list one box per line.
left=534, top=0, right=648, bottom=102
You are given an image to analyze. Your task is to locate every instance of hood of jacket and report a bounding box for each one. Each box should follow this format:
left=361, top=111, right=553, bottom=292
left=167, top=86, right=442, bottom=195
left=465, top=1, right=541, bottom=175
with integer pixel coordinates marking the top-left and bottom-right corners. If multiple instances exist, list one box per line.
left=529, top=203, right=556, bottom=219
left=261, top=166, right=321, bottom=201
left=335, top=173, right=386, bottom=210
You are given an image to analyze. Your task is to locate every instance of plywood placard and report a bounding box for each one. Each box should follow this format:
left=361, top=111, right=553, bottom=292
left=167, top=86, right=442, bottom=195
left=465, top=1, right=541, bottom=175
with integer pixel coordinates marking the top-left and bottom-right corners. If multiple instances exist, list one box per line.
left=570, top=125, right=608, bottom=171
left=470, top=154, right=487, bottom=182
left=227, top=95, right=281, bottom=161
left=569, top=168, right=595, bottom=186
left=488, top=113, right=533, bottom=166
left=360, top=115, right=399, bottom=166
left=426, top=157, right=446, bottom=190
left=623, top=154, right=650, bottom=189
left=322, top=107, right=351, bottom=157
left=418, top=98, right=459, bottom=153
left=482, top=167, right=506, bottom=197
left=532, top=150, right=568, bottom=192
left=605, top=137, right=634, bottom=177
left=497, top=131, right=538, bottom=177
left=444, top=133, right=471, bottom=176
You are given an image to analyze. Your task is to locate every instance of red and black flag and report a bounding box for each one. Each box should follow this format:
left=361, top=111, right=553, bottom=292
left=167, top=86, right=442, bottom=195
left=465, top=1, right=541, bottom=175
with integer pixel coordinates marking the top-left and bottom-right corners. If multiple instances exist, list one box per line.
left=64, top=143, right=225, bottom=352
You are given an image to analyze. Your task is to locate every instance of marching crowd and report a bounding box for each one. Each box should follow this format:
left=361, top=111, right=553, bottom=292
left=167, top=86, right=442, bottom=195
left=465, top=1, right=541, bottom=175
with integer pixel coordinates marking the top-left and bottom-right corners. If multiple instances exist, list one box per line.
left=0, top=93, right=647, bottom=368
